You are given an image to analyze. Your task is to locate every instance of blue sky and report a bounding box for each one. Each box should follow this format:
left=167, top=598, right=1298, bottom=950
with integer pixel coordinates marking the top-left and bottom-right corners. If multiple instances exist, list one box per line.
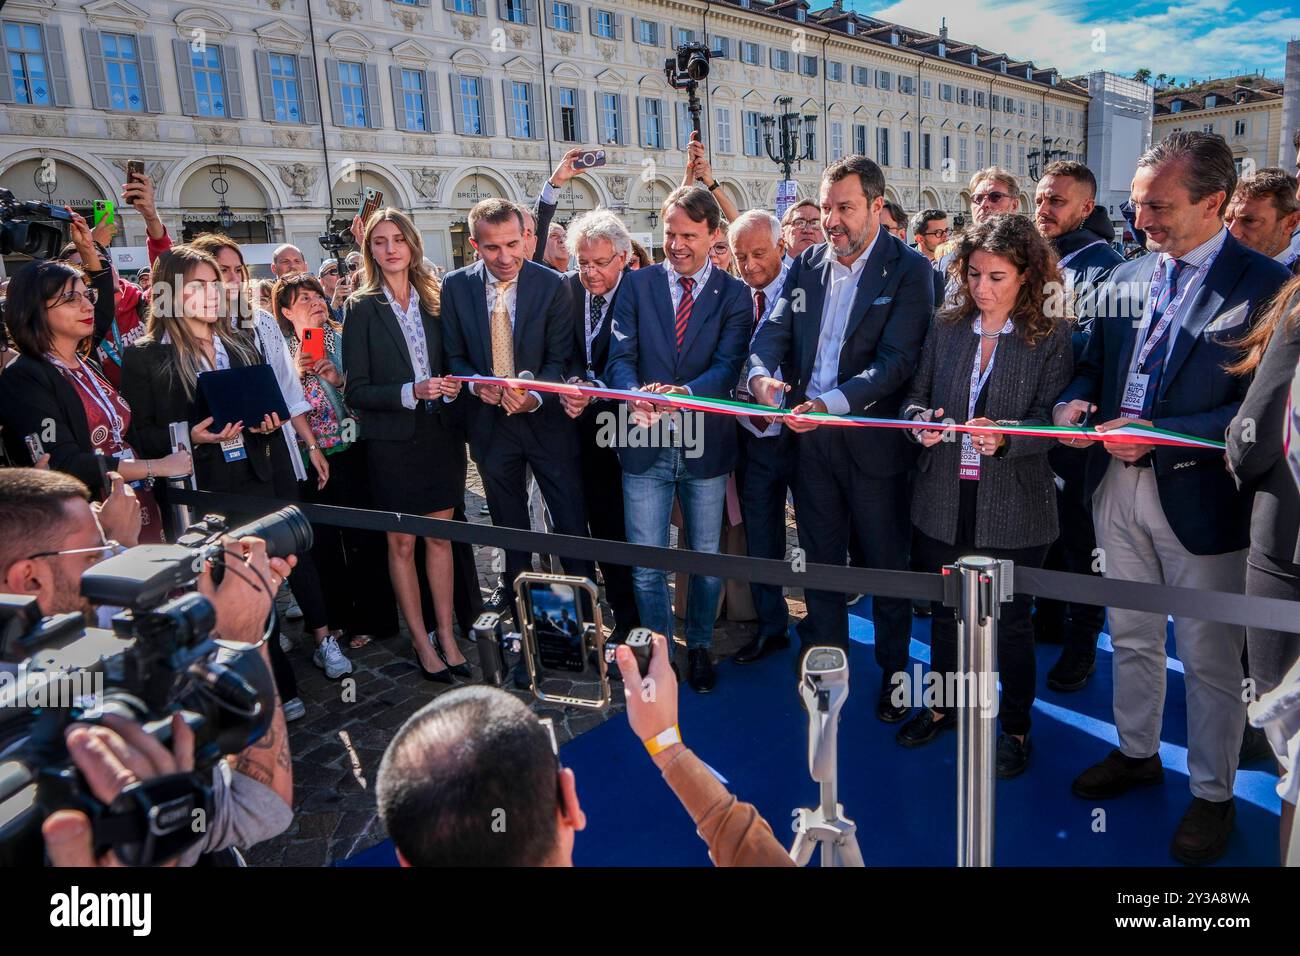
left=846, top=0, right=1295, bottom=82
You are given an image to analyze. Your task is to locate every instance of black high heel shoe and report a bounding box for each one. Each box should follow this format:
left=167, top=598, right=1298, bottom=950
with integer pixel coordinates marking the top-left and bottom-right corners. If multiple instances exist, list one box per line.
left=417, top=656, right=454, bottom=684
left=432, top=633, right=474, bottom=680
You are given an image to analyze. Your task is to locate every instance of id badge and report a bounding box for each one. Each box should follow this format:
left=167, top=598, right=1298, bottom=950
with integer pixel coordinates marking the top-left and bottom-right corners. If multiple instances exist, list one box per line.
left=959, top=434, right=981, bottom=480
left=221, top=434, right=248, bottom=462
left=1119, top=372, right=1149, bottom=420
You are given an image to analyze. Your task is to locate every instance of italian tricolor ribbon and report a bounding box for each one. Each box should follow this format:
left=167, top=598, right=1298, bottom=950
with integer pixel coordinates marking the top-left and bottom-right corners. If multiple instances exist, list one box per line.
left=448, top=376, right=1225, bottom=450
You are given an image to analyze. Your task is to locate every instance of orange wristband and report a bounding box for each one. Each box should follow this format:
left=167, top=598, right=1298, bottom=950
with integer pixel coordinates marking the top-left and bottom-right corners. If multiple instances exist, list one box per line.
left=644, top=725, right=682, bottom=756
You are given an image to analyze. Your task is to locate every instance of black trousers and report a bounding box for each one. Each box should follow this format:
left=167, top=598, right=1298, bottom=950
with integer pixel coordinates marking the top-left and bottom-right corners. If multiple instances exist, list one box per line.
left=913, top=528, right=1049, bottom=737
left=737, top=426, right=794, bottom=638
left=577, top=407, right=639, bottom=636
left=1034, top=445, right=1104, bottom=651
left=1246, top=549, right=1300, bottom=696
left=298, top=444, right=399, bottom=637
left=792, top=428, right=912, bottom=676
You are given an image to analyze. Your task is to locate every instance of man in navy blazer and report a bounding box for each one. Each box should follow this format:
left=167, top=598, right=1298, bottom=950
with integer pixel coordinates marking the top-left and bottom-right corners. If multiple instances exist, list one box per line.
left=1055, top=132, right=1291, bottom=865
left=441, top=198, right=592, bottom=611
left=605, top=185, right=752, bottom=692
left=747, top=155, right=934, bottom=722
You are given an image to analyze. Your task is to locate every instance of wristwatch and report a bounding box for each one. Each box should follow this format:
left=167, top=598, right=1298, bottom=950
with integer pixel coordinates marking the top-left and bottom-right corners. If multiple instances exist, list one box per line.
left=705, top=180, right=720, bottom=192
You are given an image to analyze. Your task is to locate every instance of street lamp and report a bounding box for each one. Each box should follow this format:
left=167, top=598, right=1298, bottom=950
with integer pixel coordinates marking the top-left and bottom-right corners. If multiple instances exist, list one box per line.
left=1027, top=136, right=1066, bottom=180
left=760, top=97, right=817, bottom=180
left=211, top=156, right=234, bottom=231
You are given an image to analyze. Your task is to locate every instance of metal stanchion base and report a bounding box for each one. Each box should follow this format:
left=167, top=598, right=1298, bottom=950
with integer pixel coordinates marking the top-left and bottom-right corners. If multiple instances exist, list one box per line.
left=790, top=805, right=864, bottom=867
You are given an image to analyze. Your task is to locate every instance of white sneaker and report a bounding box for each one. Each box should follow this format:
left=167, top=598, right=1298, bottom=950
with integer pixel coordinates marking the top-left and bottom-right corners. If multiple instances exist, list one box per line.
left=313, top=635, right=353, bottom=679
left=279, top=633, right=294, bottom=654
left=282, top=697, right=306, bottom=721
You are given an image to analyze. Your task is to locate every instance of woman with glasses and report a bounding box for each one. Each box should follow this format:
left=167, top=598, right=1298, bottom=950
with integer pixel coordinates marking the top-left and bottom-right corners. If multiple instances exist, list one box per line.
left=896, top=214, right=1073, bottom=779
left=272, top=271, right=397, bottom=664
left=0, top=226, right=192, bottom=543
left=709, top=223, right=740, bottom=277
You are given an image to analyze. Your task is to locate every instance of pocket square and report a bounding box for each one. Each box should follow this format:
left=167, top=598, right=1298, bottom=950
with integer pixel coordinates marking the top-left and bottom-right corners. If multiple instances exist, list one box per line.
left=871, top=296, right=892, bottom=306
left=1205, top=301, right=1249, bottom=334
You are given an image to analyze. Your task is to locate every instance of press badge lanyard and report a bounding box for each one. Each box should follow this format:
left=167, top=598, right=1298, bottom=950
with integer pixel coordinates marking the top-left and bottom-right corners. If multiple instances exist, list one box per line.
left=959, top=319, right=1011, bottom=480
left=1119, top=248, right=1218, bottom=419
left=1056, top=239, right=1108, bottom=271
left=53, top=355, right=127, bottom=451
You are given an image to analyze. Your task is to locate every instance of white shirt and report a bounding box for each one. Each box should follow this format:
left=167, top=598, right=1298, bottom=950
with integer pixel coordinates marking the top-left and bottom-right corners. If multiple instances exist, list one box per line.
left=1143, top=227, right=1227, bottom=362
left=249, top=308, right=312, bottom=481
left=667, top=258, right=712, bottom=315
left=470, top=266, right=541, bottom=409
left=807, top=229, right=880, bottom=415
left=740, top=261, right=790, bottom=439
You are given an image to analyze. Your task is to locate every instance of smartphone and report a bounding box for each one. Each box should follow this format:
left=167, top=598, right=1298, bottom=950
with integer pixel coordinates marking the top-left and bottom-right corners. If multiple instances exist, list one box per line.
left=573, top=149, right=607, bottom=170
left=93, top=450, right=112, bottom=500
left=359, top=187, right=384, bottom=227
left=515, top=573, right=610, bottom=710
left=126, top=159, right=146, bottom=206
left=300, top=327, right=325, bottom=364
left=92, top=199, right=115, bottom=228
left=23, top=433, right=45, bottom=465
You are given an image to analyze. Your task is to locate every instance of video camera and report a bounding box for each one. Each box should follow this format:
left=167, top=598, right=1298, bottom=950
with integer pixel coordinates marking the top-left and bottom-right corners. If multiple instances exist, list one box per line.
left=0, top=187, right=73, bottom=260
left=664, top=42, right=719, bottom=141
left=0, top=506, right=311, bottom=866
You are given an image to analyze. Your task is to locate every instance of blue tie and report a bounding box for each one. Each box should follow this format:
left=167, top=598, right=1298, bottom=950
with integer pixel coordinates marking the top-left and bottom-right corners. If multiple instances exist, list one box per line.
left=1136, top=257, right=1188, bottom=417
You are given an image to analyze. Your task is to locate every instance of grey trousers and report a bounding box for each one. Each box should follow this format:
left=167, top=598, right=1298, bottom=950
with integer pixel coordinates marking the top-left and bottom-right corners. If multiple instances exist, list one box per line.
left=1093, top=459, right=1247, bottom=802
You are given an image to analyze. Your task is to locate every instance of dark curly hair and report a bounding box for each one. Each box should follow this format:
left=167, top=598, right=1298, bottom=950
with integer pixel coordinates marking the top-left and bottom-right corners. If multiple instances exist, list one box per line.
left=939, top=213, right=1063, bottom=347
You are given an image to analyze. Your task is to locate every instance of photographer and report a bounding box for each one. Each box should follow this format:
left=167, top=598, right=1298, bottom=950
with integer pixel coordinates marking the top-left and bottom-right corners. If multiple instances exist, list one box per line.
left=0, top=468, right=295, bottom=865
left=375, top=633, right=791, bottom=866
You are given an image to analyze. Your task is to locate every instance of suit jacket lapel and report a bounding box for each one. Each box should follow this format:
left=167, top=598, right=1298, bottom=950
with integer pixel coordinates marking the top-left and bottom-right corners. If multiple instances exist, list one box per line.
left=653, top=262, right=677, bottom=358
left=1159, top=240, right=1235, bottom=398
left=468, top=261, right=492, bottom=371
left=592, top=271, right=626, bottom=373
left=797, top=246, right=831, bottom=385
left=679, top=266, right=723, bottom=363
left=371, top=291, right=416, bottom=377
left=512, top=263, right=535, bottom=356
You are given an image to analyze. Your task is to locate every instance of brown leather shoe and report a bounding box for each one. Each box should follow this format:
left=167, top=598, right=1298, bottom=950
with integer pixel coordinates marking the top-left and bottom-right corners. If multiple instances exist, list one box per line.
left=1171, top=797, right=1235, bottom=865
left=1071, top=749, right=1164, bottom=799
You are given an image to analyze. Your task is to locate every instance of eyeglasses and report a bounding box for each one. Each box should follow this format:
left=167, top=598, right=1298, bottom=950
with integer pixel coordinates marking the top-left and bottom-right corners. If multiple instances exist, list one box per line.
left=26, top=540, right=125, bottom=561
left=576, top=255, right=619, bottom=273
left=972, top=191, right=1012, bottom=206
left=320, top=268, right=339, bottom=278
left=47, top=288, right=98, bottom=308
left=711, top=244, right=730, bottom=255
left=921, top=228, right=952, bottom=239
left=789, top=217, right=821, bottom=230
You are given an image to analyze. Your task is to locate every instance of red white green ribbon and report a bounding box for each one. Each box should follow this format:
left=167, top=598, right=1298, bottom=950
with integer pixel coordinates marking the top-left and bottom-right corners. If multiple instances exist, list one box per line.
left=449, top=375, right=1226, bottom=450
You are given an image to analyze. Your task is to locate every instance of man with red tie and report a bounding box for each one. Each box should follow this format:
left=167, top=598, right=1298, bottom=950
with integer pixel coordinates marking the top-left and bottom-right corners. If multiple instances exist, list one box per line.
left=605, top=186, right=752, bottom=693
left=728, top=210, right=794, bottom=664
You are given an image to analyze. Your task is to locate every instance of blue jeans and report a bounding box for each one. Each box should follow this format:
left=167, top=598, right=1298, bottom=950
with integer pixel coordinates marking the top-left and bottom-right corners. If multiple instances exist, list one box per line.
left=622, top=448, right=728, bottom=651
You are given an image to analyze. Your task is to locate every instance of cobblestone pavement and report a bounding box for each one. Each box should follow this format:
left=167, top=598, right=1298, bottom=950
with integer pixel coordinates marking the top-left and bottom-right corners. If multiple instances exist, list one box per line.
left=245, top=461, right=806, bottom=866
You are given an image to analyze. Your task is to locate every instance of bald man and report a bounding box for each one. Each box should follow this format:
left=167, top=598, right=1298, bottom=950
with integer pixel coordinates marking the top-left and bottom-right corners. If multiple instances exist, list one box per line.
left=271, top=244, right=309, bottom=277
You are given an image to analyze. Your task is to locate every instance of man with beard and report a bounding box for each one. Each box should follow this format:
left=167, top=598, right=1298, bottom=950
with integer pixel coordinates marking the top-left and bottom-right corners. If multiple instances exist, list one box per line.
left=1225, top=168, right=1300, bottom=274
left=1032, top=161, right=1123, bottom=692
left=747, top=155, right=933, bottom=719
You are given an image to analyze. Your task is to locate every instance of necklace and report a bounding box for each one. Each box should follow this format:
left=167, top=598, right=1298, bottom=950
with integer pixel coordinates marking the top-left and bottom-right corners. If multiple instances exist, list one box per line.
left=978, top=326, right=1004, bottom=339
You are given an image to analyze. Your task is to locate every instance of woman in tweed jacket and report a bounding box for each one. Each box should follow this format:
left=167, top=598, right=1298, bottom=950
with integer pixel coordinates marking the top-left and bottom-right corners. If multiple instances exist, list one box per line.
left=895, top=214, right=1074, bottom=778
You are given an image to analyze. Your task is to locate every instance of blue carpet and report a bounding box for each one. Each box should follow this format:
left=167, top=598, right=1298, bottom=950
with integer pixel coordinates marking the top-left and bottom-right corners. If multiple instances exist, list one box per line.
left=340, top=604, right=1282, bottom=867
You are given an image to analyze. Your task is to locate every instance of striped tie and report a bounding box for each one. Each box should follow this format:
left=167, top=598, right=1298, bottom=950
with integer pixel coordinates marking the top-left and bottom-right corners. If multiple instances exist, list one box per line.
left=675, top=275, right=696, bottom=352
left=1137, top=257, right=1188, bottom=417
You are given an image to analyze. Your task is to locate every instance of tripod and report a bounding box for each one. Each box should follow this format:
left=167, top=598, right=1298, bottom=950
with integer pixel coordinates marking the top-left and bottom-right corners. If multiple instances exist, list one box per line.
left=789, top=647, right=864, bottom=867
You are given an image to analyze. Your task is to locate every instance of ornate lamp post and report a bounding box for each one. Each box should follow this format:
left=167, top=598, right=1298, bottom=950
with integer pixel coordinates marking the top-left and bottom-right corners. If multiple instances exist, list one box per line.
left=760, top=97, right=817, bottom=180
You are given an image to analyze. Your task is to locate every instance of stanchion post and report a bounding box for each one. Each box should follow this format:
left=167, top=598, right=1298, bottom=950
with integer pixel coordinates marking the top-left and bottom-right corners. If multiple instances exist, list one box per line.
left=165, top=422, right=195, bottom=535
left=951, top=555, right=1010, bottom=868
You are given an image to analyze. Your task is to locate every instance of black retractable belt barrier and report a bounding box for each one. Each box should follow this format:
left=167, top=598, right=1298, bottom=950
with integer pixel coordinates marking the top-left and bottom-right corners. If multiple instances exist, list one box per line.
left=166, top=489, right=1300, bottom=635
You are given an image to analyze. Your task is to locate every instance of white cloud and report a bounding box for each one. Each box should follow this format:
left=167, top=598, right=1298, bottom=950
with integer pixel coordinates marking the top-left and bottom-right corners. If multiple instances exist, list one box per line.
left=851, top=0, right=1296, bottom=80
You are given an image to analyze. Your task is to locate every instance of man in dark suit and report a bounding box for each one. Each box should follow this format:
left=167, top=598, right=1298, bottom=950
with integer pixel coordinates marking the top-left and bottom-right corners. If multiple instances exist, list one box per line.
left=441, top=198, right=592, bottom=612
left=605, top=185, right=752, bottom=692
left=1032, top=161, right=1125, bottom=693
left=1224, top=167, right=1300, bottom=273
left=747, top=154, right=934, bottom=722
left=1055, top=131, right=1291, bottom=865
left=554, top=208, right=640, bottom=642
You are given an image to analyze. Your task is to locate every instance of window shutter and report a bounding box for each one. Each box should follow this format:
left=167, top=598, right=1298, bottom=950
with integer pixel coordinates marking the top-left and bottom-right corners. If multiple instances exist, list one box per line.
left=481, top=76, right=496, bottom=135
left=298, top=54, right=320, bottom=125
left=502, top=78, right=516, bottom=136
left=364, top=62, right=383, bottom=128
left=391, top=66, right=408, bottom=131
left=222, top=46, right=246, bottom=119
left=0, top=28, right=13, bottom=103
left=255, top=49, right=275, bottom=121
left=630, top=16, right=641, bottom=41
left=636, top=95, right=647, bottom=146
left=524, top=0, right=537, bottom=26
left=572, top=4, right=583, bottom=33
left=497, top=0, right=509, bottom=19
left=588, top=7, right=597, bottom=33
left=325, top=58, right=344, bottom=125
left=530, top=81, right=544, bottom=138
left=82, top=29, right=110, bottom=109
left=425, top=70, right=441, bottom=131
left=613, top=13, right=624, bottom=40
left=617, top=92, right=629, bottom=145
left=656, top=22, right=666, bottom=46
left=547, top=2, right=559, bottom=28
left=172, top=38, right=198, bottom=115
left=138, top=34, right=163, bottom=113
left=576, top=87, right=589, bottom=142
left=43, top=25, right=72, bottom=106
left=550, top=84, right=563, bottom=138
left=450, top=72, right=465, bottom=133
left=442, top=0, right=456, bottom=8
left=676, top=100, right=689, bottom=150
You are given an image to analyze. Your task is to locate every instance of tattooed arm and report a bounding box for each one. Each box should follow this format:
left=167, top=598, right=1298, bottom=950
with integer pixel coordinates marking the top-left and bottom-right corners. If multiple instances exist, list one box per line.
left=228, top=642, right=294, bottom=806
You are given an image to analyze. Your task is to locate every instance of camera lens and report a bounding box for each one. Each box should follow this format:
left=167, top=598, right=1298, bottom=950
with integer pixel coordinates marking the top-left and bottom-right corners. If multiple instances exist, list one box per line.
left=686, top=51, right=710, bottom=81
left=229, top=506, right=314, bottom=559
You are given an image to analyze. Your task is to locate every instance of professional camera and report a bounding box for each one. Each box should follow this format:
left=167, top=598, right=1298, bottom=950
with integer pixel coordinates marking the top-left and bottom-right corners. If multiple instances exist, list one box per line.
left=0, top=506, right=311, bottom=866
left=665, top=41, right=717, bottom=85
left=0, top=187, right=72, bottom=260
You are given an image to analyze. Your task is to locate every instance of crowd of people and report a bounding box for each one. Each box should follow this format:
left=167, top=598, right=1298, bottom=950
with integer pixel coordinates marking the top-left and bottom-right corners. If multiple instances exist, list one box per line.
left=1, top=124, right=1299, bottom=867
